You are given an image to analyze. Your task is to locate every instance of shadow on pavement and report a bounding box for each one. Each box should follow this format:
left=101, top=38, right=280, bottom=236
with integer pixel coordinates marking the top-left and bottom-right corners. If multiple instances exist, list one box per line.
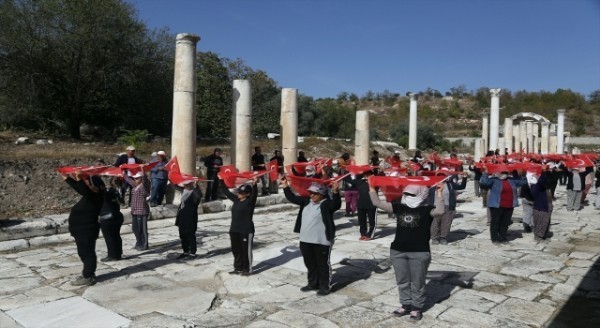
left=423, top=270, right=477, bottom=311
left=251, top=246, right=302, bottom=274
left=330, top=257, right=391, bottom=292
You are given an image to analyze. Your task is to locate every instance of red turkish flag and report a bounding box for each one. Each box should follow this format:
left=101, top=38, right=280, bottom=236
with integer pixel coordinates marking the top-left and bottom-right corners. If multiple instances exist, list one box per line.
left=218, top=170, right=267, bottom=188
left=441, top=159, right=463, bottom=169
left=428, top=152, right=442, bottom=166
left=164, top=156, right=180, bottom=173
left=120, top=162, right=158, bottom=175
left=99, top=166, right=123, bottom=177
left=268, top=159, right=279, bottom=182
left=286, top=175, right=332, bottom=197
left=369, top=175, right=446, bottom=202
left=420, top=170, right=460, bottom=176
left=542, top=154, right=568, bottom=162
left=345, top=165, right=376, bottom=175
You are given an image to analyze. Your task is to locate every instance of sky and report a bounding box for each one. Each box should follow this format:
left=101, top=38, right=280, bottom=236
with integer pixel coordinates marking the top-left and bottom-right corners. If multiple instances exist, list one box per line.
left=129, top=0, right=600, bottom=99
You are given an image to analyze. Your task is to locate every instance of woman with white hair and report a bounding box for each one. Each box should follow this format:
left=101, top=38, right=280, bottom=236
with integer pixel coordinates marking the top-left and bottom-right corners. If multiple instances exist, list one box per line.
left=368, top=182, right=440, bottom=321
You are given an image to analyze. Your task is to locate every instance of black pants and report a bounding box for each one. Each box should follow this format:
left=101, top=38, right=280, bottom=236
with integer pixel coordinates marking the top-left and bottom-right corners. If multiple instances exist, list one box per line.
left=205, top=175, right=219, bottom=201
left=230, top=232, right=254, bottom=272
left=549, top=181, right=558, bottom=198
left=357, top=207, right=377, bottom=237
left=299, top=241, right=332, bottom=291
left=489, top=207, right=514, bottom=242
left=73, top=228, right=99, bottom=278
left=100, top=217, right=123, bottom=259
left=179, top=227, right=197, bottom=254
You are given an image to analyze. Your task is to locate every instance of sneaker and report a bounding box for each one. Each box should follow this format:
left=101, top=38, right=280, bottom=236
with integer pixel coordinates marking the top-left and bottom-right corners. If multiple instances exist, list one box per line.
left=409, top=310, right=423, bottom=321
left=100, top=256, right=120, bottom=262
left=392, top=305, right=411, bottom=317
left=431, top=239, right=440, bottom=245
left=71, top=276, right=96, bottom=286
left=187, top=254, right=197, bottom=259
left=229, top=270, right=243, bottom=275
left=439, top=238, right=448, bottom=245
left=300, top=285, right=318, bottom=292
left=241, top=271, right=252, bottom=276
left=316, top=289, right=330, bottom=296
left=177, top=253, right=189, bottom=259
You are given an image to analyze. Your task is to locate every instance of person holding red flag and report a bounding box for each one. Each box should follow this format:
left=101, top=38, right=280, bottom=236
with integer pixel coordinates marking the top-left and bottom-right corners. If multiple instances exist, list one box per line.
left=220, top=178, right=259, bottom=275
left=124, top=170, right=150, bottom=250
left=269, top=150, right=284, bottom=194
left=479, top=165, right=527, bottom=244
left=204, top=148, right=223, bottom=202
left=114, top=145, right=144, bottom=207
left=281, top=177, right=341, bottom=296
left=565, top=165, right=593, bottom=211
left=368, top=180, right=439, bottom=321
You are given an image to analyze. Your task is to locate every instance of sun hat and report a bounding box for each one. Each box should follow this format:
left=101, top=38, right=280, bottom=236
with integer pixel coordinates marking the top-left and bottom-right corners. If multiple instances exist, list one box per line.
left=307, top=182, right=327, bottom=195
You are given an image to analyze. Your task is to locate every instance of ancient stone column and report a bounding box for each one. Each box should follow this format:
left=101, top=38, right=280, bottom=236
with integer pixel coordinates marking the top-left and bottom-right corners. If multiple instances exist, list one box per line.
left=512, top=123, right=520, bottom=153
left=541, top=122, right=550, bottom=154
left=532, top=122, right=539, bottom=154
left=498, top=138, right=505, bottom=156
left=474, top=138, right=483, bottom=162
left=355, top=110, right=370, bottom=165
left=549, top=136, right=558, bottom=154
left=231, top=79, right=252, bottom=172
left=519, top=121, right=527, bottom=153
left=171, top=33, right=200, bottom=175
left=482, top=113, right=489, bottom=153
left=408, top=93, right=418, bottom=151
left=488, top=89, right=502, bottom=151
left=557, top=109, right=566, bottom=154
left=526, top=121, right=533, bottom=153
left=281, top=88, right=298, bottom=168
left=504, top=118, right=513, bottom=154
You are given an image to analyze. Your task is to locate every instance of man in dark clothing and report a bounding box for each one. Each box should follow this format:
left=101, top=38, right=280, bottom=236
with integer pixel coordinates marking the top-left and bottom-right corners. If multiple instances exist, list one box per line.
left=269, top=150, right=284, bottom=194
left=62, top=172, right=104, bottom=286
left=204, top=148, right=223, bottom=201
left=297, top=151, right=308, bottom=162
left=113, top=145, right=144, bottom=206
left=251, top=146, right=269, bottom=195
left=149, top=151, right=169, bottom=206
left=175, top=181, right=203, bottom=259
left=221, top=179, right=258, bottom=275
left=282, top=178, right=341, bottom=296
left=356, top=170, right=377, bottom=240
left=468, top=161, right=483, bottom=198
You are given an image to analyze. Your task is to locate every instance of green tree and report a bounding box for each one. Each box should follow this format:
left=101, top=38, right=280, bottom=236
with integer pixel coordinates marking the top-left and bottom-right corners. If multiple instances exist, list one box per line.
left=196, top=51, right=232, bottom=138
left=0, top=0, right=170, bottom=138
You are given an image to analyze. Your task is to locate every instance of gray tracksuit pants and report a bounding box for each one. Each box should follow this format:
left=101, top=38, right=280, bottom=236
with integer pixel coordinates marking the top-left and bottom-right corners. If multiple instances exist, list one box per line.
left=390, top=249, right=431, bottom=310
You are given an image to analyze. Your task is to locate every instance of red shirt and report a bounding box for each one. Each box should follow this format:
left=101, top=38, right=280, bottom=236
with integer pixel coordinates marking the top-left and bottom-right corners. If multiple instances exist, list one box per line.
left=499, top=179, right=514, bottom=208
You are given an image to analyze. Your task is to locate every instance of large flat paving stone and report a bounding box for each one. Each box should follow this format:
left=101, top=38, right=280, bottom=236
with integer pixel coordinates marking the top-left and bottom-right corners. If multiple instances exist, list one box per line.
left=6, top=296, right=130, bottom=328
left=83, top=276, right=215, bottom=317
left=490, top=298, right=556, bottom=327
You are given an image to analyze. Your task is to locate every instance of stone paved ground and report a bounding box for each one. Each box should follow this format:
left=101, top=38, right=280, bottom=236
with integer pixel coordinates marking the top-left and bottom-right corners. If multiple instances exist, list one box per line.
left=1, top=184, right=599, bottom=328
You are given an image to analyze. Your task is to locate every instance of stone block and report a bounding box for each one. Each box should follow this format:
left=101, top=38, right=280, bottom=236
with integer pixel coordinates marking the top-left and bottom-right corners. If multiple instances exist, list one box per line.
left=202, top=201, right=226, bottom=213
left=490, top=298, right=555, bottom=327
left=267, top=309, right=338, bottom=328
left=0, top=239, right=29, bottom=253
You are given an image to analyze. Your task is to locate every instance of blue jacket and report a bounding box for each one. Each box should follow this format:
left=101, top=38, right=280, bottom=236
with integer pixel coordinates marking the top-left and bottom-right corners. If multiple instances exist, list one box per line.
left=480, top=174, right=527, bottom=208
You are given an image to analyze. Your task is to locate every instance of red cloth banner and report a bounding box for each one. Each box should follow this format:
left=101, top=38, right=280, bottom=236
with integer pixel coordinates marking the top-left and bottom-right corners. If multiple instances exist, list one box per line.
left=369, top=175, right=447, bottom=202
left=168, top=171, right=203, bottom=186
left=119, top=162, right=159, bottom=175
left=344, top=165, right=376, bottom=175
left=440, top=158, right=463, bottom=169
left=420, top=170, right=460, bottom=176
left=164, top=156, right=180, bottom=173
left=218, top=170, right=268, bottom=188
left=286, top=175, right=332, bottom=197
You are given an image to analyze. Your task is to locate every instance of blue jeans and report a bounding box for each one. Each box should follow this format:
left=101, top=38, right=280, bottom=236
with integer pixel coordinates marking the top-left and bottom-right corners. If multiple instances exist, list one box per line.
left=150, top=179, right=167, bottom=205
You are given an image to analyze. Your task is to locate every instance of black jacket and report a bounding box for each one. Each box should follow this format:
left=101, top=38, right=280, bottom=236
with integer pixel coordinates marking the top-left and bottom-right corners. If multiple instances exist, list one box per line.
left=222, top=182, right=258, bottom=234
left=175, top=185, right=203, bottom=231
left=114, top=154, right=143, bottom=167
left=65, top=178, right=103, bottom=235
left=284, top=187, right=341, bottom=241
left=566, top=166, right=593, bottom=191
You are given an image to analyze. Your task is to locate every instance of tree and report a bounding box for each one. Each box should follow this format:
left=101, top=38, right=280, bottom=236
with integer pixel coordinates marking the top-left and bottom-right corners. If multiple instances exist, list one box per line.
left=196, top=52, right=232, bottom=138
left=0, top=0, right=170, bottom=138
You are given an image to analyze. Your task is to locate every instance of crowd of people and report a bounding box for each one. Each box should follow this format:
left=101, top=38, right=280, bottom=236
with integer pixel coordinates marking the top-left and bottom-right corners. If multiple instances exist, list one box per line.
left=60, top=144, right=600, bottom=321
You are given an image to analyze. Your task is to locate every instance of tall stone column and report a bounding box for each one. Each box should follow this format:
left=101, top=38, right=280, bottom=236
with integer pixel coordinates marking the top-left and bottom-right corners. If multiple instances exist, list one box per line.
left=355, top=110, right=370, bottom=165
left=532, top=123, right=539, bottom=153
left=504, top=118, right=513, bottom=154
left=526, top=121, right=533, bottom=153
left=474, top=138, right=483, bottom=162
left=541, top=122, right=550, bottom=154
left=557, top=109, right=566, bottom=154
left=171, top=33, right=200, bottom=175
left=231, top=79, right=252, bottom=172
left=281, top=88, right=298, bottom=168
left=408, top=93, right=418, bottom=151
left=482, top=113, right=489, bottom=153
left=512, top=124, right=520, bottom=153
left=498, top=138, right=505, bottom=156
left=519, top=121, right=527, bottom=153
left=488, top=88, right=502, bottom=151
left=549, top=136, right=558, bottom=154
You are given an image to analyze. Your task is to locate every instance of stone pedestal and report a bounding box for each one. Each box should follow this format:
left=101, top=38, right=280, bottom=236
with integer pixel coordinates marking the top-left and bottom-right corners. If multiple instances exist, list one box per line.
left=540, top=123, right=550, bottom=154
left=488, top=89, right=501, bottom=151
left=408, top=93, right=418, bottom=151
left=504, top=118, right=513, bottom=154
left=354, top=110, right=370, bottom=165
left=557, top=109, right=566, bottom=154
left=281, top=88, right=298, bottom=168
left=171, top=33, right=200, bottom=175
left=231, top=79, right=252, bottom=172
left=482, top=114, right=489, bottom=153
